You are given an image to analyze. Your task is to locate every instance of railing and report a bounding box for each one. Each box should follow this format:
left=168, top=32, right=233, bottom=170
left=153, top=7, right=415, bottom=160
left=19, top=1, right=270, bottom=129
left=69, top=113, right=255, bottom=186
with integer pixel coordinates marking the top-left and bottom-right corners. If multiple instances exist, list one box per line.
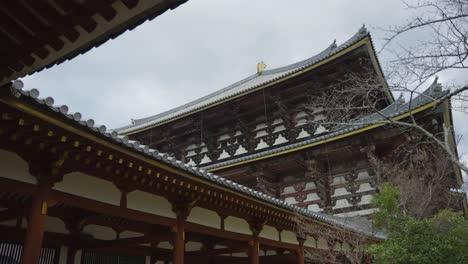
left=82, top=251, right=145, bottom=264
left=0, top=242, right=58, bottom=264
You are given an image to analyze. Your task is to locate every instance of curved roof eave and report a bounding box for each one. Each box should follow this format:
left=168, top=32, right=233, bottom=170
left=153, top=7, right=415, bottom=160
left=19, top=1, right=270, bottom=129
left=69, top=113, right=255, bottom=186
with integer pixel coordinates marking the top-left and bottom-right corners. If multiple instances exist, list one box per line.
left=116, top=26, right=392, bottom=135
left=0, top=82, right=384, bottom=239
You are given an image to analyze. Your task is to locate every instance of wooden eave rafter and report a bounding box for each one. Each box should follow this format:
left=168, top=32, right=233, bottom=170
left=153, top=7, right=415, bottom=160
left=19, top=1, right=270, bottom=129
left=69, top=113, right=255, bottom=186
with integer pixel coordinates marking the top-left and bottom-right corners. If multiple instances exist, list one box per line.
left=0, top=0, right=188, bottom=85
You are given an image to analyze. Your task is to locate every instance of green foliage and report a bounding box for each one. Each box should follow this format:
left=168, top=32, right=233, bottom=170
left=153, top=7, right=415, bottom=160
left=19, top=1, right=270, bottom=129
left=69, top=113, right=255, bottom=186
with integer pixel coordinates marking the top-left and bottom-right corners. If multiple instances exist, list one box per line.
left=368, top=183, right=468, bottom=264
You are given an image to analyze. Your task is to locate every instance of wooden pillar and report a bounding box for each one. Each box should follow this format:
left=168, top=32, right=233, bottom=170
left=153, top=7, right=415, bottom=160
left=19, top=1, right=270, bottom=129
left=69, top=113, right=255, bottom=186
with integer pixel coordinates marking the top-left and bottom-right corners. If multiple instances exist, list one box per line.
left=249, top=236, right=260, bottom=264
left=248, top=221, right=263, bottom=264
left=171, top=201, right=195, bottom=264
left=173, top=214, right=185, bottom=264
left=296, top=236, right=306, bottom=264
left=20, top=181, right=51, bottom=264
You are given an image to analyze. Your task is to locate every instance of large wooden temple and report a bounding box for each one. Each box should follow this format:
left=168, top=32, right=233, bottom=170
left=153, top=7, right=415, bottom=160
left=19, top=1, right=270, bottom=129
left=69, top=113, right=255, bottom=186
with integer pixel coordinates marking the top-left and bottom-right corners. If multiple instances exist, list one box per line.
left=117, top=27, right=466, bottom=218
left=0, top=1, right=466, bottom=264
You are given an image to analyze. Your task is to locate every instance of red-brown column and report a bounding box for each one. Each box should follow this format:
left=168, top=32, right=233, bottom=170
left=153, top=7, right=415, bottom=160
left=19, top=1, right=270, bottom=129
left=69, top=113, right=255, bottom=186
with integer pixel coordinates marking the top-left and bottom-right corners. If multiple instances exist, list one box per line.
left=248, top=221, right=263, bottom=264
left=173, top=214, right=185, bottom=264
left=249, top=236, right=260, bottom=264
left=296, top=237, right=306, bottom=264
left=172, top=201, right=194, bottom=264
left=20, top=182, right=51, bottom=264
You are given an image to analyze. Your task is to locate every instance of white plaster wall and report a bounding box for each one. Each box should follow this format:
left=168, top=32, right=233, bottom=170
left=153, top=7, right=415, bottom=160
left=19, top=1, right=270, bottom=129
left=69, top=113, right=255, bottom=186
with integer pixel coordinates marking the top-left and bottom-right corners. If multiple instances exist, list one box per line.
left=44, top=216, right=69, bottom=234
left=83, top=224, right=116, bottom=240
left=342, top=242, right=351, bottom=251
left=282, top=186, right=296, bottom=195
left=357, top=183, right=374, bottom=192
left=224, top=216, right=252, bottom=235
left=186, top=241, right=203, bottom=251
left=307, top=204, right=323, bottom=212
left=332, top=187, right=351, bottom=197
left=265, top=250, right=276, bottom=256
left=200, top=155, right=211, bottom=164
left=284, top=197, right=296, bottom=204
left=304, top=236, right=316, bottom=248
left=127, top=190, right=176, bottom=218
left=305, top=182, right=316, bottom=190
left=333, top=199, right=351, bottom=209
left=157, top=241, right=173, bottom=249
left=273, top=125, right=285, bottom=132
left=332, top=176, right=345, bottom=185
left=281, top=230, right=298, bottom=245
left=120, top=231, right=144, bottom=239
left=255, top=139, right=268, bottom=150
left=358, top=195, right=373, bottom=205
left=357, top=171, right=370, bottom=180
left=334, top=242, right=342, bottom=251
left=187, top=207, right=220, bottom=229
left=210, top=245, right=225, bottom=251
left=274, top=135, right=287, bottom=145
left=317, top=237, right=329, bottom=249
left=259, top=225, right=279, bottom=241
left=54, top=172, right=120, bottom=206
left=0, top=149, right=36, bottom=184
left=219, top=150, right=230, bottom=159
left=297, top=129, right=310, bottom=138
left=234, top=145, right=247, bottom=155
left=304, top=193, right=320, bottom=202
left=232, top=252, right=248, bottom=257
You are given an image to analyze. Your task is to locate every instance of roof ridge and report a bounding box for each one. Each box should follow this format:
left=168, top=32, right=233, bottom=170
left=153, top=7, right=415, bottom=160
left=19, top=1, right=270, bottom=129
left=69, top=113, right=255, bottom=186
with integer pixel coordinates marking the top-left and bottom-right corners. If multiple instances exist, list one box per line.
left=115, top=26, right=370, bottom=133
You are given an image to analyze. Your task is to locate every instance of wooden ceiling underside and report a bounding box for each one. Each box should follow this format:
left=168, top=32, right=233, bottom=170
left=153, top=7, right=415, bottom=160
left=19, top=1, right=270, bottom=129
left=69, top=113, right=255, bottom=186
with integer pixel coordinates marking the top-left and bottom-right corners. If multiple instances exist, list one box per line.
left=0, top=0, right=187, bottom=85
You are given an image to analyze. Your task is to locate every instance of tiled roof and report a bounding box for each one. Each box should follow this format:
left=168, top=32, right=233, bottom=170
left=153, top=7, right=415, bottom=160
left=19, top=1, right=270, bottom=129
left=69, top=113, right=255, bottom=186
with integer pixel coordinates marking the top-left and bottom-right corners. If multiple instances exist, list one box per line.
left=203, top=82, right=446, bottom=171
left=4, top=82, right=385, bottom=239
left=0, top=0, right=189, bottom=85
left=115, top=26, right=372, bottom=134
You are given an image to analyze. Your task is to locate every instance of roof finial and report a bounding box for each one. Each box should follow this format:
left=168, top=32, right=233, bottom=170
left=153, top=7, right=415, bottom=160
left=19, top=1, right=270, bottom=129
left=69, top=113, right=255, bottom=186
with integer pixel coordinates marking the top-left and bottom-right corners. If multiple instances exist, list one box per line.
left=433, top=75, right=439, bottom=84
left=359, top=24, right=367, bottom=34
left=257, top=61, right=267, bottom=75
left=397, top=93, right=405, bottom=104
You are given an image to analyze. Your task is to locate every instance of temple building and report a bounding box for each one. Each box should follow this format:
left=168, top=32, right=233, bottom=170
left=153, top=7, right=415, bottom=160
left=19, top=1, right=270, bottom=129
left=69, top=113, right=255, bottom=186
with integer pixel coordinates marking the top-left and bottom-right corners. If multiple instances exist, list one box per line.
left=0, top=1, right=465, bottom=264
left=116, top=27, right=466, bottom=218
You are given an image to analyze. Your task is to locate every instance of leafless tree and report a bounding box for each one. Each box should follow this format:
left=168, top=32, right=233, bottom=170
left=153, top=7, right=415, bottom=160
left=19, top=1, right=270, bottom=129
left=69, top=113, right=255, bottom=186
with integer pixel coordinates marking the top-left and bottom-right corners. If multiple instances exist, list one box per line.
left=369, top=133, right=459, bottom=219
left=304, top=1, right=468, bottom=178
left=294, top=216, right=371, bottom=264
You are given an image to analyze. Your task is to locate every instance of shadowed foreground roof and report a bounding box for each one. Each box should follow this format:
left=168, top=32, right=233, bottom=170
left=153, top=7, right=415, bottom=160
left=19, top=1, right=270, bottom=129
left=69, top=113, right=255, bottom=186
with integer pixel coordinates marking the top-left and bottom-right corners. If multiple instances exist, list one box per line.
left=0, top=0, right=188, bottom=85
left=1, top=82, right=384, bottom=239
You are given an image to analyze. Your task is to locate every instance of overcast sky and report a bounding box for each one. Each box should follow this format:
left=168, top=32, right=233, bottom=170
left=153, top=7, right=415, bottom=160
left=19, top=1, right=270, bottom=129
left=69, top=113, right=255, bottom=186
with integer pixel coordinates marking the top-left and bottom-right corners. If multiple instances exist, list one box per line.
left=21, top=0, right=468, bottom=170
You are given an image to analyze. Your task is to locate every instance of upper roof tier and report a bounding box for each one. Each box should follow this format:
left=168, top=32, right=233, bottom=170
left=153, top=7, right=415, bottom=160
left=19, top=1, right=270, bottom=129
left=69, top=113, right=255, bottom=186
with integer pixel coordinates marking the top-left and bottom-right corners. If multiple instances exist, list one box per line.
left=116, top=26, right=391, bottom=135
left=0, top=0, right=188, bottom=85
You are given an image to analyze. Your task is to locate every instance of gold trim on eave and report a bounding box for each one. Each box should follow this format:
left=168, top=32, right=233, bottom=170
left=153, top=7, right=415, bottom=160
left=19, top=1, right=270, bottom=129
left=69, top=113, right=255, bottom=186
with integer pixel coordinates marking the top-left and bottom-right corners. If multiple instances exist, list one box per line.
left=209, top=101, right=437, bottom=172
left=123, top=36, right=388, bottom=136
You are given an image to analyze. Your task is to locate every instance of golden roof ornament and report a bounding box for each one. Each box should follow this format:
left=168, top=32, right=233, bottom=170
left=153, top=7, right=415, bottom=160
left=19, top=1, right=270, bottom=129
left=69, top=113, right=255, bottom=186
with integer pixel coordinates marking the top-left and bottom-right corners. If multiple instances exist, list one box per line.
left=257, top=61, right=267, bottom=75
